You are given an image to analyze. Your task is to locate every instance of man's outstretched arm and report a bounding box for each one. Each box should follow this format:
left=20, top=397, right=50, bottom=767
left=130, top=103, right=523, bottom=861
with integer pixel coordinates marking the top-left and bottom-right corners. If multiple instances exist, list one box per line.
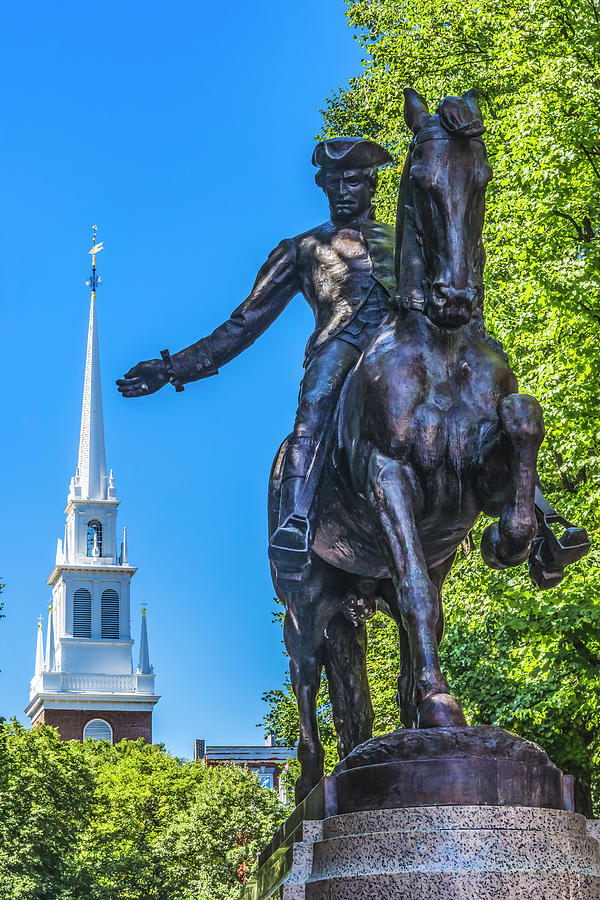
left=117, top=239, right=300, bottom=397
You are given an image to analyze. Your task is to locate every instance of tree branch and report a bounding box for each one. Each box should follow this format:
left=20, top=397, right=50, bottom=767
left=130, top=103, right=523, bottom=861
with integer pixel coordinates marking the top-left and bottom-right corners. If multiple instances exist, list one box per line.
left=550, top=208, right=587, bottom=240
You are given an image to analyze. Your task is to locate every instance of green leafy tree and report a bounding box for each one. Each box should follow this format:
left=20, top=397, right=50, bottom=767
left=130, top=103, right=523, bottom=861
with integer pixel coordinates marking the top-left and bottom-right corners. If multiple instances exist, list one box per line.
left=0, top=726, right=283, bottom=899
left=0, top=719, right=95, bottom=900
left=75, top=738, right=204, bottom=900
left=265, top=0, right=600, bottom=815
left=77, top=739, right=283, bottom=900
left=156, top=764, right=284, bottom=900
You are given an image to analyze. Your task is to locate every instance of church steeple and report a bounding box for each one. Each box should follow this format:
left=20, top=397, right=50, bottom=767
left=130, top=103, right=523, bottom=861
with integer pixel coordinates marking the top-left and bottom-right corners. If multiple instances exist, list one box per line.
left=75, top=227, right=107, bottom=501
left=26, top=228, right=159, bottom=744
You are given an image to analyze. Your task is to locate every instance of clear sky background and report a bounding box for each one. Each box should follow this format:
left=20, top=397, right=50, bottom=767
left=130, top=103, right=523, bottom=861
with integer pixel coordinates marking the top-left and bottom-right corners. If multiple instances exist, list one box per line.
left=0, top=2, right=365, bottom=757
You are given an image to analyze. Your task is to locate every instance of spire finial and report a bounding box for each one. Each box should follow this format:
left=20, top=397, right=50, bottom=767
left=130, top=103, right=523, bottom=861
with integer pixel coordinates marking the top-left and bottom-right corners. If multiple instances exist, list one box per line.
left=86, top=225, right=103, bottom=296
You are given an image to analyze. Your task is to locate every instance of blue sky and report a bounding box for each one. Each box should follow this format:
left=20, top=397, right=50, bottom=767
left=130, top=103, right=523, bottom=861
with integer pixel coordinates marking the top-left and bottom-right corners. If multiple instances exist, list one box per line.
left=0, top=2, right=366, bottom=758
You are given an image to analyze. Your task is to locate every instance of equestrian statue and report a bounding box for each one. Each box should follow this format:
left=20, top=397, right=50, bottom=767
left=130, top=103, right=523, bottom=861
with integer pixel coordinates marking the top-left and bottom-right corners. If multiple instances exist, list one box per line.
left=118, top=88, right=590, bottom=804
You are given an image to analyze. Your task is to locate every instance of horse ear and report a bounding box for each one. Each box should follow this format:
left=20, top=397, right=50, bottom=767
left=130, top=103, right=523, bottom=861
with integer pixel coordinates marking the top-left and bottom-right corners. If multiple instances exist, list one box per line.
left=463, top=88, right=484, bottom=127
left=404, top=88, right=430, bottom=134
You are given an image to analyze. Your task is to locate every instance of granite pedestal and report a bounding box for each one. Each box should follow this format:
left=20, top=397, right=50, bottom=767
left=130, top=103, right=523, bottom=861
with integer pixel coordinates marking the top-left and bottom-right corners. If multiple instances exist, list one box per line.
left=244, top=805, right=600, bottom=898
left=242, top=727, right=600, bottom=899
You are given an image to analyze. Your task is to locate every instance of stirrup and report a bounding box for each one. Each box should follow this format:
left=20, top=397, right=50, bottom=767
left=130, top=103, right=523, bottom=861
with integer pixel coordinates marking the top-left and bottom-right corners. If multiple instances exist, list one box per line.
left=535, top=509, right=590, bottom=570
left=268, top=514, right=310, bottom=582
left=528, top=507, right=590, bottom=590
left=528, top=537, right=565, bottom=591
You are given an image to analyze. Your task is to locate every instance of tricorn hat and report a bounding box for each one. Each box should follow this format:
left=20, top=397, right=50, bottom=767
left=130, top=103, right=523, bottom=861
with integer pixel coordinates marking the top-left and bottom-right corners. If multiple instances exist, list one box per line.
left=312, top=137, right=394, bottom=171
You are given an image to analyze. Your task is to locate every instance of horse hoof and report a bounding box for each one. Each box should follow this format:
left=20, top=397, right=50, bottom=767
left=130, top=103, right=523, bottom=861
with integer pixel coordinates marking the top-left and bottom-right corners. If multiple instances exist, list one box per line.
left=417, top=692, right=468, bottom=728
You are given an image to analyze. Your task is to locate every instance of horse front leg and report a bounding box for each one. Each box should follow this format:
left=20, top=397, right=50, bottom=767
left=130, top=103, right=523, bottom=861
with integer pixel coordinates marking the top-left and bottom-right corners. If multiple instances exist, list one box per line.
left=284, top=597, right=325, bottom=804
left=368, top=452, right=466, bottom=728
left=480, top=393, right=544, bottom=570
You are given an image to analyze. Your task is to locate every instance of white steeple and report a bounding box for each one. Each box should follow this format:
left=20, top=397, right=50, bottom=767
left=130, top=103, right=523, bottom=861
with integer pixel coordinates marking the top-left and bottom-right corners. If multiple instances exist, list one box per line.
left=26, top=228, right=159, bottom=742
left=76, top=229, right=107, bottom=501
left=35, top=618, right=44, bottom=676
left=137, top=608, right=153, bottom=675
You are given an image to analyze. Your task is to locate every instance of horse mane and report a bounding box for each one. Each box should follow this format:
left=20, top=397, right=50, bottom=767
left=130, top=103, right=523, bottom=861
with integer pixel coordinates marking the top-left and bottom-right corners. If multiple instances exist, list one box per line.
left=394, top=152, right=413, bottom=287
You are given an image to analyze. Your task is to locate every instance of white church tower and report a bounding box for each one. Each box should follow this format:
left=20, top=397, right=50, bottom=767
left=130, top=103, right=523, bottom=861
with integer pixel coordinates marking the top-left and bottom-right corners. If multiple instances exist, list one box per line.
left=26, top=229, right=159, bottom=743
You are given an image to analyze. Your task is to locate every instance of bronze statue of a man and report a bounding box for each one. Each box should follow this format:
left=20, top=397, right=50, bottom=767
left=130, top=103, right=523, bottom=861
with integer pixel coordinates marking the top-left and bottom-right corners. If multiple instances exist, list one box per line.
left=117, top=137, right=394, bottom=568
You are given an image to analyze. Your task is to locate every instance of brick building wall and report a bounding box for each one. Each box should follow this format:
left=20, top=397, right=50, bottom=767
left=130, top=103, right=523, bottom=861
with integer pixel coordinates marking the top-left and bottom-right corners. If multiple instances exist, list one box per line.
left=32, top=708, right=152, bottom=743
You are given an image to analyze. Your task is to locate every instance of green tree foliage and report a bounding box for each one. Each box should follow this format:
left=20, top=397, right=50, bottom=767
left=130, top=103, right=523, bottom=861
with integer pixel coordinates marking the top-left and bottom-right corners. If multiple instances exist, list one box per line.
left=0, top=719, right=95, bottom=900
left=0, top=724, right=283, bottom=899
left=265, top=0, right=600, bottom=815
left=156, top=764, right=283, bottom=899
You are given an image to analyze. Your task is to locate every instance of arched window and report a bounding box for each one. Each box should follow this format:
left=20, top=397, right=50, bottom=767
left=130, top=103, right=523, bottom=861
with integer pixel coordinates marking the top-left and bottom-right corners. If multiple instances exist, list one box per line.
left=101, top=589, right=120, bottom=639
left=73, top=588, right=92, bottom=638
left=87, top=519, right=102, bottom=557
left=83, top=718, right=113, bottom=742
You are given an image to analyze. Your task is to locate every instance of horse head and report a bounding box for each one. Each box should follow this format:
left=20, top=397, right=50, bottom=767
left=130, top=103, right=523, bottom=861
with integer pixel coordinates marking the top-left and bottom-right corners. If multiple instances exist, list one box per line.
left=396, top=88, right=492, bottom=328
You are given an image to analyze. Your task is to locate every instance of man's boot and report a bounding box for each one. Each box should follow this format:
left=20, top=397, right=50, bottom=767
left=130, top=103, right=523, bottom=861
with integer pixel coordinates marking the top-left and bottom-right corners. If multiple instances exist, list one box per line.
left=269, top=437, right=316, bottom=579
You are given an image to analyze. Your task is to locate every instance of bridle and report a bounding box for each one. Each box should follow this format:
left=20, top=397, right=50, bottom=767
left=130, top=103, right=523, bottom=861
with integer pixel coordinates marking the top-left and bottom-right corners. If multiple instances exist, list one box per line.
left=397, top=130, right=486, bottom=314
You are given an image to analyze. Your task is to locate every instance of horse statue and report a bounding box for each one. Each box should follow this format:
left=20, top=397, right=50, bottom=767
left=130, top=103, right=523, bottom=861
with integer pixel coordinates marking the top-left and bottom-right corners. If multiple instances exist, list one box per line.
left=268, top=88, right=590, bottom=805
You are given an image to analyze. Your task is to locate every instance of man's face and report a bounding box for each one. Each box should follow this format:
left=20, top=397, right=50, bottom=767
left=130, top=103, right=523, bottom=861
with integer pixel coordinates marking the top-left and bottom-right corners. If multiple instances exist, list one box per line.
left=323, top=168, right=374, bottom=222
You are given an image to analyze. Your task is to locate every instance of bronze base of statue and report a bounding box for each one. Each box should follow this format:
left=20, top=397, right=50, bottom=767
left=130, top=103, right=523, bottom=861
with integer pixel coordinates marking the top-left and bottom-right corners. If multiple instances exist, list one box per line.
left=331, top=725, right=573, bottom=815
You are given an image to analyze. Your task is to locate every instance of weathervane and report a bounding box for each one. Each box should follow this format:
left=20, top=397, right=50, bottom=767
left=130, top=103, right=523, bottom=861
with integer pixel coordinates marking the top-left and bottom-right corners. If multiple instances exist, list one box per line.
left=86, top=225, right=104, bottom=294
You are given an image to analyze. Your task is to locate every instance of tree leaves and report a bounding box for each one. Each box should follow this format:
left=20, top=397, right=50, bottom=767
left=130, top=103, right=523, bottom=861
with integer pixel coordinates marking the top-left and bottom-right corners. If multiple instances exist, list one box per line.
left=0, top=724, right=283, bottom=899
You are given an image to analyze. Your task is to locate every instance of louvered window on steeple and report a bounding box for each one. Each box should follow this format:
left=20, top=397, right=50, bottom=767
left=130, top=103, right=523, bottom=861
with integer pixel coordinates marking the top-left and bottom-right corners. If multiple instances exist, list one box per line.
left=73, top=588, right=92, bottom=638
left=87, top=519, right=102, bottom=556
left=101, top=589, right=120, bottom=639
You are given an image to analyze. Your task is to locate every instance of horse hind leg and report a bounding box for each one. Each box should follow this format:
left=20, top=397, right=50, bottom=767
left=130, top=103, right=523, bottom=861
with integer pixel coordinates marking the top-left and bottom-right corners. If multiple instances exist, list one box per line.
left=284, top=593, right=327, bottom=804
left=480, top=394, right=544, bottom=570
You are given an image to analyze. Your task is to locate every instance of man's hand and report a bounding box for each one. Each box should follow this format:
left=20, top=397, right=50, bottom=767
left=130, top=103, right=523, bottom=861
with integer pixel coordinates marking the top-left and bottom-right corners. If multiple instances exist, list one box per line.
left=116, top=359, right=170, bottom=398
